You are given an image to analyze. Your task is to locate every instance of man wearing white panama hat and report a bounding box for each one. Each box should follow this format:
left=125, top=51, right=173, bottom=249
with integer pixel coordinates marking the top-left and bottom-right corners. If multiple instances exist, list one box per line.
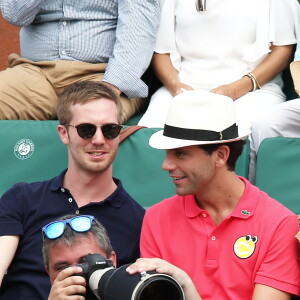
left=127, top=90, right=300, bottom=300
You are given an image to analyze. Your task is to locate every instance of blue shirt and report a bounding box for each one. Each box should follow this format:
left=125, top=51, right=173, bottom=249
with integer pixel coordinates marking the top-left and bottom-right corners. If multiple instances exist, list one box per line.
left=0, top=170, right=145, bottom=300
left=0, top=0, right=160, bottom=98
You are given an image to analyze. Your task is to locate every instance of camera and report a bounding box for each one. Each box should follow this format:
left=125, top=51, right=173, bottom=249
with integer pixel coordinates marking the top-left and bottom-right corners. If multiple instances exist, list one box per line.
left=73, top=253, right=185, bottom=300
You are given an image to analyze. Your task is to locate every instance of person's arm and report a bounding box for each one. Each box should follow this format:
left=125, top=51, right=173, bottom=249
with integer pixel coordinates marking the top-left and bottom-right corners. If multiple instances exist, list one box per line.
left=102, top=0, right=160, bottom=98
left=101, top=82, right=122, bottom=96
left=48, top=266, right=86, bottom=300
left=296, top=215, right=300, bottom=242
left=290, top=61, right=300, bottom=96
left=211, top=44, right=294, bottom=100
left=152, top=53, right=193, bottom=96
left=290, top=45, right=300, bottom=96
left=0, top=235, right=19, bottom=286
left=252, top=215, right=300, bottom=298
left=0, top=0, right=44, bottom=26
left=127, top=258, right=202, bottom=300
left=252, top=284, right=291, bottom=300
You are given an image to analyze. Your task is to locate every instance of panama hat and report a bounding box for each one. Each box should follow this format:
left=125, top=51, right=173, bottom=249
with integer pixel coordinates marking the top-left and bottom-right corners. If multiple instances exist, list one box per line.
left=149, top=90, right=251, bottom=150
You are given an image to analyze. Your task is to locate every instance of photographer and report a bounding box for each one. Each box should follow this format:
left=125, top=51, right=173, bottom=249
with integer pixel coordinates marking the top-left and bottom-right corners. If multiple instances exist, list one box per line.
left=43, top=214, right=193, bottom=300
left=42, top=214, right=116, bottom=300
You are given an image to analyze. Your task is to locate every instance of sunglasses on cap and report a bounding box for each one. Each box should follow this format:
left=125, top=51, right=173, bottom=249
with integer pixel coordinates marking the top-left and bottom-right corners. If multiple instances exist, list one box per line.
left=65, top=123, right=122, bottom=140
left=42, top=215, right=95, bottom=240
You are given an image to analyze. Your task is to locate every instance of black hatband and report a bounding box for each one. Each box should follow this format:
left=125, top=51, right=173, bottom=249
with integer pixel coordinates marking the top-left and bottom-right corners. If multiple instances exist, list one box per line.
left=163, top=123, right=238, bottom=141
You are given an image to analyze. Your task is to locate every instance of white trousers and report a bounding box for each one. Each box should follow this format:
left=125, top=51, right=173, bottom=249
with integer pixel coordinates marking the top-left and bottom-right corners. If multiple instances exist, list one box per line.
left=251, top=99, right=300, bottom=151
left=250, top=99, right=300, bottom=182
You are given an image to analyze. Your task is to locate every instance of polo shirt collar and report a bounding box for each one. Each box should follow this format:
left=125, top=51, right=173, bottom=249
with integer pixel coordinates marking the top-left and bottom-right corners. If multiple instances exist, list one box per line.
left=50, top=169, right=126, bottom=208
left=184, top=176, right=259, bottom=219
left=185, top=195, right=206, bottom=218
left=50, top=169, right=67, bottom=191
left=102, top=178, right=126, bottom=208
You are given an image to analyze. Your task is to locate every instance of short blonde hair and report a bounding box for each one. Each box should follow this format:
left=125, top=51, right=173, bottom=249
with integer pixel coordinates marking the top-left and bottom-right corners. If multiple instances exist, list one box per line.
left=56, top=81, right=123, bottom=124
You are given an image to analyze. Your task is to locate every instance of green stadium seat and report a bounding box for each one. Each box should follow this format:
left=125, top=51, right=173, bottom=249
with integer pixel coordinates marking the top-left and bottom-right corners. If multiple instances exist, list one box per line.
left=236, top=138, right=250, bottom=179
left=255, top=137, right=300, bottom=214
left=0, top=120, right=68, bottom=194
left=113, top=127, right=175, bottom=208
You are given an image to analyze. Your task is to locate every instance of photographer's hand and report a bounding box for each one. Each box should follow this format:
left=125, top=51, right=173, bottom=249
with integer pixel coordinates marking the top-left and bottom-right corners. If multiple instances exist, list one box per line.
left=126, top=258, right=202, bottom=300
left=48, top=266, right=86, bottom=300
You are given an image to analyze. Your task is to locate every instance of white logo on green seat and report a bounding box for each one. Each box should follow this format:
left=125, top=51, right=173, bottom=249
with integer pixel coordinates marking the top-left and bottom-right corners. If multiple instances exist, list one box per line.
left=14, top=139, right=35, bottom=160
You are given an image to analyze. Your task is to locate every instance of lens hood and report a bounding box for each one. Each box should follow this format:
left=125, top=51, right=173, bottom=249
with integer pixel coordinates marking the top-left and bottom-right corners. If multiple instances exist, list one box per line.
left=90, top=264, right=185, bottom=300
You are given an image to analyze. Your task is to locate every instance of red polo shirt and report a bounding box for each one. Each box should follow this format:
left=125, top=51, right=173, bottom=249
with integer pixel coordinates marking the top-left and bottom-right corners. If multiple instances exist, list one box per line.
left=141, top=177, right=300, bottom=299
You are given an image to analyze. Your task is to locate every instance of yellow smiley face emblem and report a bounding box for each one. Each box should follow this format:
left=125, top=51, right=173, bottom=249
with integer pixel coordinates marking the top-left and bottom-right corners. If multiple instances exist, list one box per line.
left=234, top=235, right=258, bottom=259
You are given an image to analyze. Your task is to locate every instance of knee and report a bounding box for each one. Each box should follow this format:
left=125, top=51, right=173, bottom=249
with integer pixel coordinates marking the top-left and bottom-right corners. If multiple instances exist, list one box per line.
left=251, top=106, right=283, bottom=138
left=250, top=109, right=283, bottom=153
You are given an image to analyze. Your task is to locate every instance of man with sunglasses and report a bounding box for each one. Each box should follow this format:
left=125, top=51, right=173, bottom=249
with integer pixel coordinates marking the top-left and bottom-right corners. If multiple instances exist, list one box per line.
left=42, top=214, right=116, bottom=300
left=0, top=81, right=145, bottom=299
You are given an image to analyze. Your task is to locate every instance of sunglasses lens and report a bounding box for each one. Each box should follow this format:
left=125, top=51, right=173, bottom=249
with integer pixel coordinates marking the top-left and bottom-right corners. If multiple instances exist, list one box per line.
left=70, top=216, right=93, bottom=232
left=43, top=216, right=94, bottom=240
left=102, top=124, right=122, bottom=139
left=76, top=123, right=97, bottom=139
left=44, top=222, right=65, bottom=239
left=74, top=123, right=122, bottom=140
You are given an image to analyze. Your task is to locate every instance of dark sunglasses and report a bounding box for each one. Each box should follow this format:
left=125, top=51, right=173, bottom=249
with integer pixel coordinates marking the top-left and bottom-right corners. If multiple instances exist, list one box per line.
left=42, top=215, right=95, bottom=239
left=65, top=123, right=122, bottom=140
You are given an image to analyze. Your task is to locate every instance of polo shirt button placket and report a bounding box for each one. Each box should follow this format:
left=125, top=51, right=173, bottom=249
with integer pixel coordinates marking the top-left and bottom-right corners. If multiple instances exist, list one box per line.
left=206, top=235, right=219, bottom=268
left=68, top=198, right=73, bottom=203
left=202, top=211, right=219, bottom=268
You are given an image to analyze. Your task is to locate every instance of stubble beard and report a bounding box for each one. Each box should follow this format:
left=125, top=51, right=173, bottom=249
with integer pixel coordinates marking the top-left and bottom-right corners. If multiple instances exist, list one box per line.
left=71, top=144, right=118, bottom=175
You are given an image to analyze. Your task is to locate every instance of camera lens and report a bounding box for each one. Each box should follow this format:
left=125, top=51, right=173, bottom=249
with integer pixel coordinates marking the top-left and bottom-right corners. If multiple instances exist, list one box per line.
left=134, top=272, right=184, bottom=300
left=93, top=264, right=185, bottom=300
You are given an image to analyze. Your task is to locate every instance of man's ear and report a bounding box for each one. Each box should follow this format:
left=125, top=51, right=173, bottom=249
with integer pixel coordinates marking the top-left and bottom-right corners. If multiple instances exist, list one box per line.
left=109, top=251, right=117, bottom=267
left=57, top=125, right=70, bottom=145
left=214, top=145, right=230, bottom=167
left=45, top=265, right=50, bottom=276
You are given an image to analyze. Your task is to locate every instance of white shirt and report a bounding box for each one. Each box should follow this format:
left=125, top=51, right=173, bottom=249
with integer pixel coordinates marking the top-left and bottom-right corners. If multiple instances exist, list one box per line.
left=155, top=0, right=300, bottom=91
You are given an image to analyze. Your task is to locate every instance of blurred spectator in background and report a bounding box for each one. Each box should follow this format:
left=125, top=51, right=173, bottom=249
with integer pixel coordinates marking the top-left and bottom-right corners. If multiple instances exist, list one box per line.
left=0, top=0, right=159, bottom=123
left=138, top=0, right=300, bottom=129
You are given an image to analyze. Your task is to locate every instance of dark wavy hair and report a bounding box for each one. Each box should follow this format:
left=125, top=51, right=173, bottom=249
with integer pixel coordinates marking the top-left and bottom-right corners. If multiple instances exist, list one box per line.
left=199, top=139, right=247, bottom=171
